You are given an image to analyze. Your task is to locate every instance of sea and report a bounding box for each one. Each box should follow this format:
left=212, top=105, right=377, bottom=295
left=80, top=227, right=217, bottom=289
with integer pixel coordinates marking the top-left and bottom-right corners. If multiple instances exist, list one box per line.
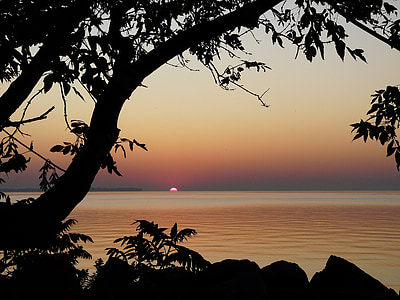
left=12, top=191, right=400, bottom=291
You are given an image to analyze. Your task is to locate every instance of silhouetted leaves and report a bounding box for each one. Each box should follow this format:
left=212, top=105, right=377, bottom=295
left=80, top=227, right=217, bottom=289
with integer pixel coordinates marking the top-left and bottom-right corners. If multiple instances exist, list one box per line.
left=0, top=217, right=93, bottom=279
left=347, top=48, right=367, bottom=63
left=133, top=139, right=148, bottom=151
left=39, top=160, right=59, bottom=191
left=351, top=85, right=400, bottom=170
left=107, top=220, right=209, bottom=273
left=0, top=153, right=29, bottom=174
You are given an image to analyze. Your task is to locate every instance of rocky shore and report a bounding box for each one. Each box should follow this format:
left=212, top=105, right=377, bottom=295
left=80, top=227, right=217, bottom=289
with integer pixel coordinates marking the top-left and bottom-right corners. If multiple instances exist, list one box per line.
left=89, top=255, right=399, bottom=300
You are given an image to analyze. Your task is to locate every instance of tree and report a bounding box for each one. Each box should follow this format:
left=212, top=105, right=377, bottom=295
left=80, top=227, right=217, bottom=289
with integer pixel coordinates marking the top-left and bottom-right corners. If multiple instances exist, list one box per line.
left=0, top=0, right=399, bottom=247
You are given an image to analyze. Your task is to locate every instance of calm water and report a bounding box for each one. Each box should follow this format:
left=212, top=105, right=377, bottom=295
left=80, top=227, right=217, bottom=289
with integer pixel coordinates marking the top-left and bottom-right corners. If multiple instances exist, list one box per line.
left=15, top=191, right=400, bottom=290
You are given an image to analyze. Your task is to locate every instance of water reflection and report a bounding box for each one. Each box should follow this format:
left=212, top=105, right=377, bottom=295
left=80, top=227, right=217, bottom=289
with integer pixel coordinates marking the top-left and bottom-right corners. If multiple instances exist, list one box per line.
left=69, top=191, right=400, bottom=291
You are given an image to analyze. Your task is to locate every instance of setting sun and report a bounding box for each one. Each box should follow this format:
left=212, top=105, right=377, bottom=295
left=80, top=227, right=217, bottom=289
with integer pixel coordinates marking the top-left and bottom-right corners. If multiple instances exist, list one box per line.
left=169, top=187, right=178, bottom=192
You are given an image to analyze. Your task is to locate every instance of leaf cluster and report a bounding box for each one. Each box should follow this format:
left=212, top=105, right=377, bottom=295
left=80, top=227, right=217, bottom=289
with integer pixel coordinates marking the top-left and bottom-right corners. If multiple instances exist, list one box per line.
left=50, top=120, right=148, bottom=177
left=351, top=85, right=400, bottom=170
left=218, top=60, right=271, bottom=89
left=106, top=220, right=210, bottom=274
left=50, top=120, right=88, bottom=156
left=0, top=136, right=30, bottom=175
left=262, top=0, right=398, bottom=62
left=0, top=0, right=80, bottom=82
left=39, top=160, right=59, bottom=192
left=0, top=218, right=93, bottom=278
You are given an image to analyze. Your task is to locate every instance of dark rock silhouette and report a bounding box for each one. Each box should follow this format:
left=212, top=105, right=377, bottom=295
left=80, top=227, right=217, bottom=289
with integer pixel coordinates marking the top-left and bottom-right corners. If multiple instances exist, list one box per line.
left=194, top=259, right=270, bottom=300
left=310, top=255, right=399, bottom=300
left=3, top=255, right=399, bottom=299
left=261, top=260, right=315, bottom=299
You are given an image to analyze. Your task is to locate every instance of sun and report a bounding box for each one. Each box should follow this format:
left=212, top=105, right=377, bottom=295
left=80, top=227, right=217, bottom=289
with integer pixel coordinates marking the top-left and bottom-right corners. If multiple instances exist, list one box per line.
left=169, top=187, right=178, bottom=192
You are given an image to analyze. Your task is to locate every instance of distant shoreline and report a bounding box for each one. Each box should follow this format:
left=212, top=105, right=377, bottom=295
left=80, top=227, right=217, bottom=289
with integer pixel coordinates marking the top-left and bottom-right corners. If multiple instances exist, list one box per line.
left=1, top=187, right=143, bottom=193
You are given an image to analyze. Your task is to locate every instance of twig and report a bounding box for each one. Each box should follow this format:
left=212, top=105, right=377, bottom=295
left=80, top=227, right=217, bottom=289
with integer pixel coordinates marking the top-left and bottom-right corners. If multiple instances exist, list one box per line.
left=6, top=106, right=55, bottom=127
left=2, top=129, right=67, bottom=173
left=77, top=78, right=97, bottom=104
left=229, top=80, right=270, bottom=107
left=59, top=83, right=72, bottom=131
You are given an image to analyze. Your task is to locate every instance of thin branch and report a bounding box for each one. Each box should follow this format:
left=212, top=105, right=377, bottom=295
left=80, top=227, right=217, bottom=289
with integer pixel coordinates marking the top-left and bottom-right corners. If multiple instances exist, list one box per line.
left=2, top=129, right=67, bottom=173
left=229, top=80, right=270, bottom=107
left=77, top=79, right=97, bottom=104
left=18, top=88, right=43, bottom=125
left=59, top=83, right=72, bottom=131
left=6, top=106, right=55, bottom=128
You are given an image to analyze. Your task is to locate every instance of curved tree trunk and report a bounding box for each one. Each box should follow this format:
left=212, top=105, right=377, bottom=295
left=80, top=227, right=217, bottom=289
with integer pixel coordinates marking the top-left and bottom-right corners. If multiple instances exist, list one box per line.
left=0, top=0, right=283, bottom=248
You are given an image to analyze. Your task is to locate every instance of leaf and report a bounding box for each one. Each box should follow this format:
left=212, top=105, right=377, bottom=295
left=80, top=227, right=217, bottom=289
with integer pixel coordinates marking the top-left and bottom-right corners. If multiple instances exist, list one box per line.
left=304, top=45, right=316, bottom=62
left=367, top=103, right=381, bottom=115
left=387, top=140, right=396, bottom=157
left=133, top=139, right=148, bottom=151
left=170, top=223, right=178, bottom=240
left=379, top=131, right=388, bottom=145
left=112, top=165, right=122, bottom=176
left=50, top=145, right=64, bottom=152
left=174, top=228, right=197, bottom=242
left=62, top=81, right=71, bottom=96
left=72, top=87, right=85, bottom=102
left=43, top=74, right=54, bottom=93
left=62, top=144, right=72, bottom=155
left=384, top=2, right=397, bottom=14
left=395, top=151, right=400, bottom=171
left=354, top=49, right=367, bottom=63
left=335, top=40, right=346, bottom=61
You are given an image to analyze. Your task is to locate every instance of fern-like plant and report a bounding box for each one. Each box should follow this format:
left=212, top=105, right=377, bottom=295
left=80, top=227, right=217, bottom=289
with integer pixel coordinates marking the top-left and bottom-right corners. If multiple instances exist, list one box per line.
left=106, top=220, right=210, bottom=273
left=0, top=217, right=93, bottom=278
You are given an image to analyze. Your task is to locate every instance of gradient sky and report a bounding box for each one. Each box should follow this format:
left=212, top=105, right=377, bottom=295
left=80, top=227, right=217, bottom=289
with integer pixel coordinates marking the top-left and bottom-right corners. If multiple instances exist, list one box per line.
left=2, top=22, right=400, bottom=191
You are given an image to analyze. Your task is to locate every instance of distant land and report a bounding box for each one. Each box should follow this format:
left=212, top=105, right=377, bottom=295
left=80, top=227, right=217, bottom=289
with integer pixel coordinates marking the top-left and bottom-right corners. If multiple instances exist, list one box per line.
left=1, top=187, right=143, bottom=193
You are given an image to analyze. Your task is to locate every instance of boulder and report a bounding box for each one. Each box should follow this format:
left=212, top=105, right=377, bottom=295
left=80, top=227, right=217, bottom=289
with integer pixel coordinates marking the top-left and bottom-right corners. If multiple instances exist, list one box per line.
left=261, top=260, right=316, bottom=299
left=193, top=259, right=270, bottom=300
left=310, top=255, right=399, bottom=300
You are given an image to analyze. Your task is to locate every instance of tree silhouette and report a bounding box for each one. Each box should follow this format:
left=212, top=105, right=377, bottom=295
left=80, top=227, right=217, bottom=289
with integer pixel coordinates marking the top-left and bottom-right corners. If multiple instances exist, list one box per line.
left=0, top=0, right=399, bottom=247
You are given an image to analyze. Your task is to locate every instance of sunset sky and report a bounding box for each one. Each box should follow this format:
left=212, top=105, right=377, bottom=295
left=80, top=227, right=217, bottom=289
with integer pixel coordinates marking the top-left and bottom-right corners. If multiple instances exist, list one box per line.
left=2, top=22, right=400, bottom=191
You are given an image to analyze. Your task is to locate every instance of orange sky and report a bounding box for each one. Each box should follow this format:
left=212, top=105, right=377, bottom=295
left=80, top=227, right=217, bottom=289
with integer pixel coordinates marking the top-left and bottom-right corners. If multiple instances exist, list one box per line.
left=2, top=24, right=400, bottom=191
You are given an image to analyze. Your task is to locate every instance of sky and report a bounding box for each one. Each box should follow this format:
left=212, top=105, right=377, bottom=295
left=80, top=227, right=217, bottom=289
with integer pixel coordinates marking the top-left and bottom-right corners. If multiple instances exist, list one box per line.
left=2, top=20, right=400, bottom=191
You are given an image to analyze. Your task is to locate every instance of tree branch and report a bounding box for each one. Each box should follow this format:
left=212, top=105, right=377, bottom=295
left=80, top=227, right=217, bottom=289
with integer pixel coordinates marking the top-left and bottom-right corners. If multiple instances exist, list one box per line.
left=4, top=106, right=55, bottom=128
left=0, top=0, right=93, bottom=128
left=328, top=1, right=400, bottom=52
left=114, top=0, right=283, bottom=98
left=2, top=128, right=66, bottom=173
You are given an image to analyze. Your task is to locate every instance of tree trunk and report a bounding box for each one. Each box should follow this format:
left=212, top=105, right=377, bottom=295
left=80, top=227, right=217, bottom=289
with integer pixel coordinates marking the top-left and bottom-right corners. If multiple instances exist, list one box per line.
left=0, top=0, right=282, bottom=248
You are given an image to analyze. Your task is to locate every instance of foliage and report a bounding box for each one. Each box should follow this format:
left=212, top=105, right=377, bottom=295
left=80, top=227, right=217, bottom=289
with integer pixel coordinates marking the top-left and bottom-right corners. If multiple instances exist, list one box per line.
left=0, top=213, right=93, bottom=278
left=0, top=0, right=398, bottom=188
left=49, top=120, right=148, bottom=177
left=106, top=220, right=210, bottom=273
left=260, top=0, right=399, bottom=62
left=351, top=85, right=400, bottom=170
left=0, top=0, right=399, bottom=255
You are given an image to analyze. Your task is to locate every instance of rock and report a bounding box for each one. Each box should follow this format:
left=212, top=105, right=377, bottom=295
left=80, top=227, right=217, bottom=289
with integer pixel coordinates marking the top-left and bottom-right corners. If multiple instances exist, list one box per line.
left=193, top=259, right=270, bottom=300
left=310, top=255, right=399, bottom=300
left=134, top=267, right=196, bottom=300
left=261, top=260, right=316, bottom=299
